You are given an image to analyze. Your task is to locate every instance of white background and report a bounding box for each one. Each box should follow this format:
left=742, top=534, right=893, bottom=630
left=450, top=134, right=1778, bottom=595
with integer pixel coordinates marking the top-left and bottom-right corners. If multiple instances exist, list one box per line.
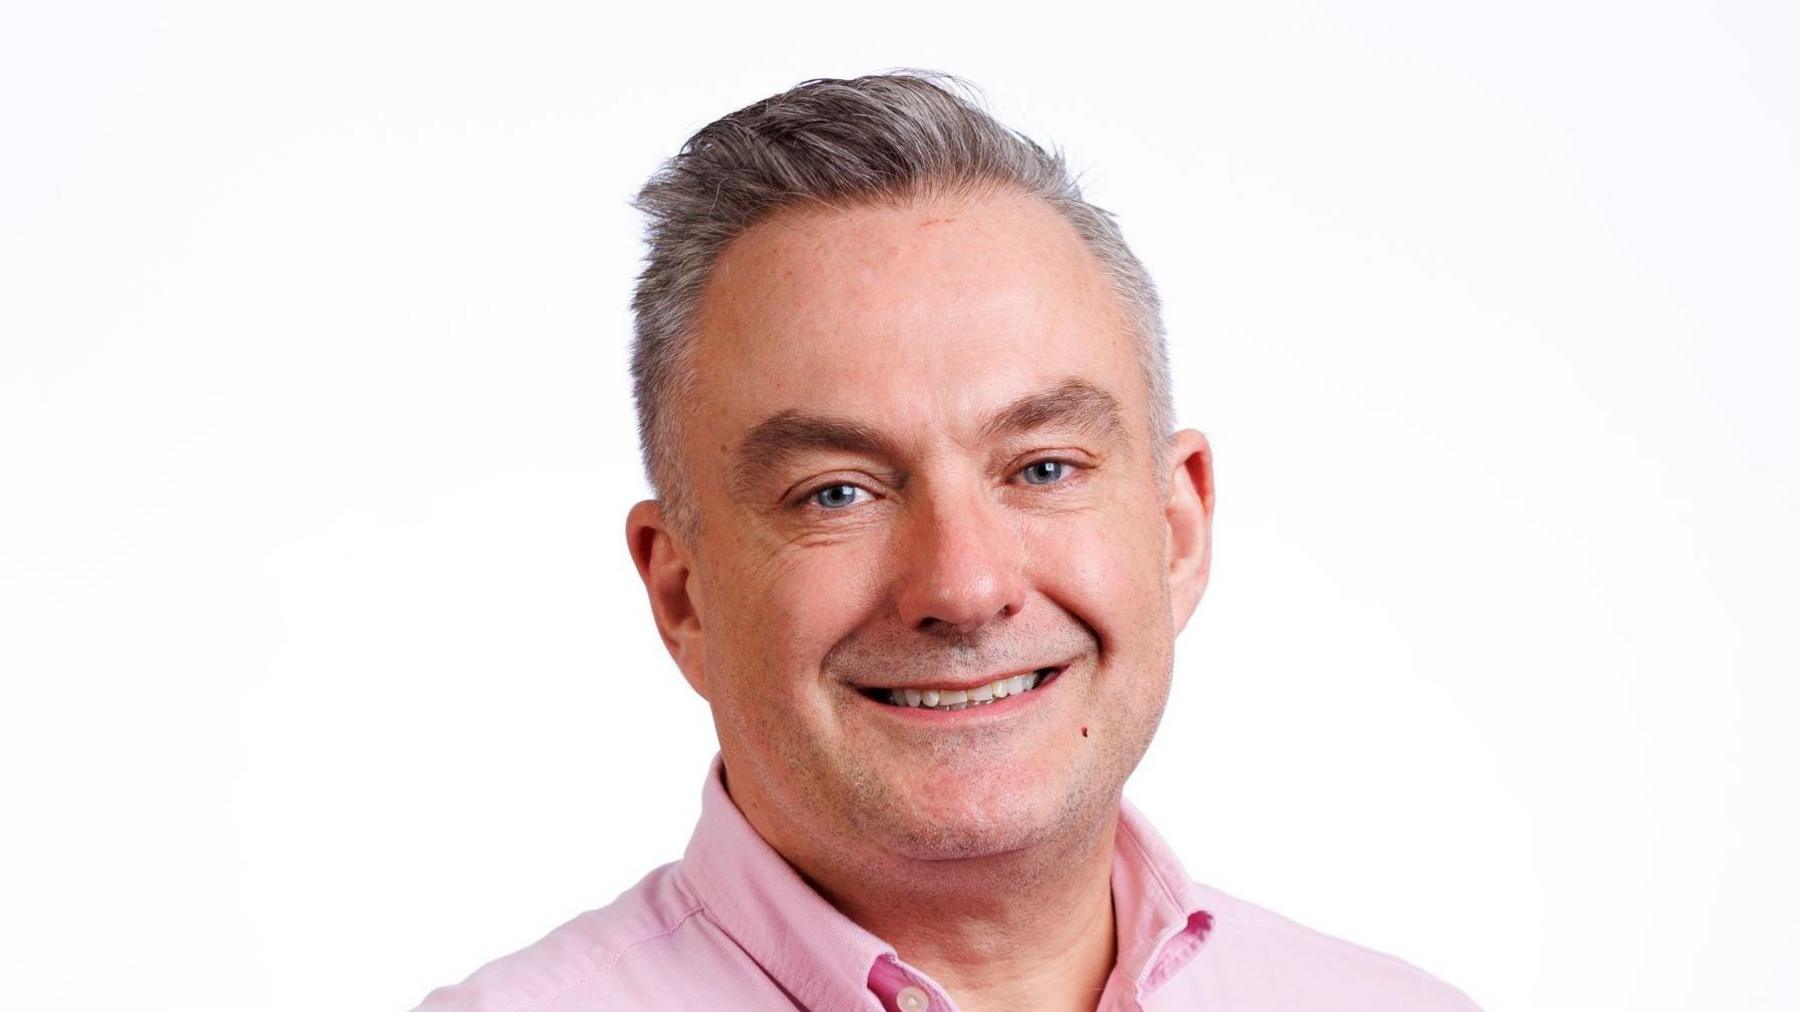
left=3, top=2, right=1795, bottom=1010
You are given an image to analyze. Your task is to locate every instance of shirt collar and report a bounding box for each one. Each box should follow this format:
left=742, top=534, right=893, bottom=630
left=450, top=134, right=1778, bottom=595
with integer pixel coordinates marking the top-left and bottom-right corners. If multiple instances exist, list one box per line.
left=679, top=754, right=924, bottom=1011
left=1110, top=796, right=1216, bottom=1000
left=678, top=754, right=1213, bottom=1011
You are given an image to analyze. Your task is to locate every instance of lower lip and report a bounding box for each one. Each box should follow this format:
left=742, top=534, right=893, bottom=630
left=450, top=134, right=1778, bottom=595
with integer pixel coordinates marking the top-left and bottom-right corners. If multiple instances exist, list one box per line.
left=854, top=666, right=1067, bottom=722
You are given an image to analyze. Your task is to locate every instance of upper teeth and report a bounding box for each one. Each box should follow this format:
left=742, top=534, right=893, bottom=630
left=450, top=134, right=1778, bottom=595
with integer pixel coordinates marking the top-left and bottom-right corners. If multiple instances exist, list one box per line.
left=886, top=671, right=1046, bottom=711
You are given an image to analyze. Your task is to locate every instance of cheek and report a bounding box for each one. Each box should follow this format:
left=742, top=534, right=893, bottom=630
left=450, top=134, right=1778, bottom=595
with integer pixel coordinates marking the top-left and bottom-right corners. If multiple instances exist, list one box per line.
left=1024, top=502, right=1169, bottom=639
left=722, top=542, right=890, bottom=691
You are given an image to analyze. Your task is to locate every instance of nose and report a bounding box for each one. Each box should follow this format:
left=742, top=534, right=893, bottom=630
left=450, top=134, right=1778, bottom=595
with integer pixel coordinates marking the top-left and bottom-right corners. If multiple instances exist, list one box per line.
left=893, top=486, right=1029, bottom=635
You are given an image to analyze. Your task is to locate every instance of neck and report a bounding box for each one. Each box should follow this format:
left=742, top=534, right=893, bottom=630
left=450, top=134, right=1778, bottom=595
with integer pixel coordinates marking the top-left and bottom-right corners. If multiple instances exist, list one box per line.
left=788, top=806, right=1123, bottom=1012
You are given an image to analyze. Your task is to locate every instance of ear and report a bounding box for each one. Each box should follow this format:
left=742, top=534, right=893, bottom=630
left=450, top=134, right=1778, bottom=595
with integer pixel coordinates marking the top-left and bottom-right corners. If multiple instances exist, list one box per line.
left=1163, top=429, right=1216, bottom=634
left=625, top=499, right=709, bottom=699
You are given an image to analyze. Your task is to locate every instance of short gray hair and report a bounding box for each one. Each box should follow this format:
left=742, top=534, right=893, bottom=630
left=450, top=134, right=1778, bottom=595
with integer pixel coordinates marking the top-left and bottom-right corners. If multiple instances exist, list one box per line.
left=629, top=70, right=1172, bottom=542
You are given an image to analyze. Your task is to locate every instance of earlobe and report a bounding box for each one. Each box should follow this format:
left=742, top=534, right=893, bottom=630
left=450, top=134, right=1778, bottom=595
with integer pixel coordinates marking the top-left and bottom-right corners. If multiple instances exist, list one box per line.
left=1163, top=430, right=1216, bottom=634
left=625, top=500, right=709, bottom=699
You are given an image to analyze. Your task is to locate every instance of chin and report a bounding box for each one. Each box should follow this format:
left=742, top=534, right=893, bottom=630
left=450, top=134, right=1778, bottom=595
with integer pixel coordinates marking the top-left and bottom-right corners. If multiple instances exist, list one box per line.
left=849, top=769, right=1097, bottom=863
left=874, top=813, right=1057, bottom=863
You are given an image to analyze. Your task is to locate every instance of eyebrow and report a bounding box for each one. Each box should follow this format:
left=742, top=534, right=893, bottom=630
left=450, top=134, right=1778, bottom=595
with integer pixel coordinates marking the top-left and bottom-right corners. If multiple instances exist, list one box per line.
left=979, top=377, right=1126, bottom=444
left=729, top=377, right=1127, bottom=500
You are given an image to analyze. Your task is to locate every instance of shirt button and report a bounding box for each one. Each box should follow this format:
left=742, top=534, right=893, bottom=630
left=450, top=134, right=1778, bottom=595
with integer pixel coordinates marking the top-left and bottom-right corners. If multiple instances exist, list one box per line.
left=896, top=985, right=930, bottom=1012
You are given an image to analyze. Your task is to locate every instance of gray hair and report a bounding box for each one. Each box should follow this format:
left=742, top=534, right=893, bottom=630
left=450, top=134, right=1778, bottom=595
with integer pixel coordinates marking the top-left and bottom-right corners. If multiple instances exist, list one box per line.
left=629, top=70, right=1172, bottom=542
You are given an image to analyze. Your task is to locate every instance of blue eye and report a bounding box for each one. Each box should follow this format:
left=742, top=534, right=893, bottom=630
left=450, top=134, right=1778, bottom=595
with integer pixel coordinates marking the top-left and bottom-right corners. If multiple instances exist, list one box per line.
left=812, top=483, right=863, bottom=509
left=1021, top=460, right=1069, bottom=485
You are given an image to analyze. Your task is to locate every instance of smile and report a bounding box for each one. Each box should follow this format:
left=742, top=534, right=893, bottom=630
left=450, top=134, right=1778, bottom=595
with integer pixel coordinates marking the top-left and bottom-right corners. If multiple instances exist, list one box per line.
left=857, top=666, right=1064, bottom=712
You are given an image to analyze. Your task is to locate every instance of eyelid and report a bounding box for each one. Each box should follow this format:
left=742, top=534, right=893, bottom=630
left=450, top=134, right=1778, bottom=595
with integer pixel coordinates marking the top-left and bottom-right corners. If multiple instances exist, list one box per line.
left=791, top=476, right=878, bottom=511
left=1008, top=454, right=1089, bottom=483
left=790, top=455, right=1087, bottom=512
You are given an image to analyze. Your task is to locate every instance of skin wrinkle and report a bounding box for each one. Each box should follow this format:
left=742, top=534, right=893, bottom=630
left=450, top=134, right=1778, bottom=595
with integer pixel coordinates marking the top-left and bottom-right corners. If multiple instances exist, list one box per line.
left=731, top=377, right=1125, bottom=507
left=626, top=186, right=1214, bottom=1012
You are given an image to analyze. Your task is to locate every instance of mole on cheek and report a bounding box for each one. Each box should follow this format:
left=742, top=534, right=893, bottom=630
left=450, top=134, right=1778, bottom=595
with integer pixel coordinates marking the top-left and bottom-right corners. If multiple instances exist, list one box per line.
left=1081, top=726, right=1089, bottom=737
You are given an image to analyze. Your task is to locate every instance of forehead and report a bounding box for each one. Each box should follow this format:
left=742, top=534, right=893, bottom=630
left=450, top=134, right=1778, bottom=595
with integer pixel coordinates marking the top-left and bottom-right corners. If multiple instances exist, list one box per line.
left=686, top=188, right=1143, bottom=458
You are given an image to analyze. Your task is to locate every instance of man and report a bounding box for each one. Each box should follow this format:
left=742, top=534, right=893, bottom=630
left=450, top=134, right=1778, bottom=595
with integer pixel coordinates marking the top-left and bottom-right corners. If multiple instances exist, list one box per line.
left=411, top=72, right=1481, bottom=1012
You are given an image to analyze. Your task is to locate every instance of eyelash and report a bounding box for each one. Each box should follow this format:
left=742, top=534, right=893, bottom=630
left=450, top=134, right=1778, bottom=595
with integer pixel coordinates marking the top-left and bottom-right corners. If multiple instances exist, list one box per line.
left=797, top=457, right=1085, bottom=512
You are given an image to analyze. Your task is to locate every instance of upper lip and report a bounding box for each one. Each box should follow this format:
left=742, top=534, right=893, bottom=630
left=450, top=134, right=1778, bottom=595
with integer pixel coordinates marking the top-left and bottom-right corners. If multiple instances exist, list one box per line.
left=850, top=662, right=1067, bottom=694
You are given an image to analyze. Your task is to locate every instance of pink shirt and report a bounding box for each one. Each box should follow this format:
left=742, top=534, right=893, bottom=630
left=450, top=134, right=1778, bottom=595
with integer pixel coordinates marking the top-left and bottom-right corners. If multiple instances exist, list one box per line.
left=410, top=756, right=1481, bottom=1011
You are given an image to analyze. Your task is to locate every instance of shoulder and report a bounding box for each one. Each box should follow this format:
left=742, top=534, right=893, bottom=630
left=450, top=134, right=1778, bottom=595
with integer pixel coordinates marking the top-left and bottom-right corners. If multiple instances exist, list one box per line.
left=405, top=861, right=733, bottom=1012
left=1195, top=884, right=1484, bottom=1011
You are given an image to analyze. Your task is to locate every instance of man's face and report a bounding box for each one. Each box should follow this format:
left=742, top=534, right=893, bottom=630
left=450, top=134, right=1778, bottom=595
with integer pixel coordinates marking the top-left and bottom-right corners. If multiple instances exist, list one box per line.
left=635, top=188, right=1212, bottom=868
